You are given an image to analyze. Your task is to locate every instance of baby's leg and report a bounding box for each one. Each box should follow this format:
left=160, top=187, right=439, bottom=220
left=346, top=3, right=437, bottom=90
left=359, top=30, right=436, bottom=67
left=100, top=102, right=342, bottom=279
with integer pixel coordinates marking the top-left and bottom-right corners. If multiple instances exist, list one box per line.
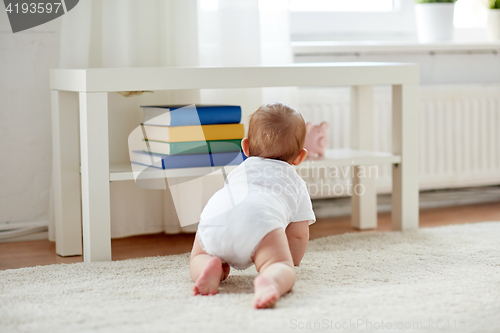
left=252, top=228, right=295, bottom=309
left=190, top=233, right=230, bottom=295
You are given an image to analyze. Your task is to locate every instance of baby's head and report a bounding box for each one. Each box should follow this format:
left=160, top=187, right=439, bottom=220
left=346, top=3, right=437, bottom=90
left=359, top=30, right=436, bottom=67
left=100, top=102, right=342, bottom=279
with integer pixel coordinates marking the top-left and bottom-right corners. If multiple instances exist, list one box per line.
left=243, top=102, right=308, bottom=165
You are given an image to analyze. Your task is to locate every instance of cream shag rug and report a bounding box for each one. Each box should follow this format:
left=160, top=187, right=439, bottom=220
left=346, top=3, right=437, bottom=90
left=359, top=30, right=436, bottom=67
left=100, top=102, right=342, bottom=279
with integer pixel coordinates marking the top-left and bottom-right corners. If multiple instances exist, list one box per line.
left=1, top=222, right=500, bottom=333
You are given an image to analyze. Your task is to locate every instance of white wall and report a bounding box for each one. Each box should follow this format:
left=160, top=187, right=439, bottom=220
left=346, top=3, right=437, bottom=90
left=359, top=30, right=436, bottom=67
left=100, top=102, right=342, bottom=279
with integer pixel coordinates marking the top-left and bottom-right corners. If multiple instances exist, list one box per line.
left=0, top=12, right=60, bottom=226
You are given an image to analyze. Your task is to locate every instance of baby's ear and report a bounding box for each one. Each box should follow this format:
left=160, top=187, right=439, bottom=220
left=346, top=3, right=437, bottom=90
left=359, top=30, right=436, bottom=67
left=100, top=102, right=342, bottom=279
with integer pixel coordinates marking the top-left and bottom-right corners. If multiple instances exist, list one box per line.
left=320, top=121, right=329, bottom=130
left=241, top=138, right=250, bottom=157
left=306, top=122, right=314, bottom=132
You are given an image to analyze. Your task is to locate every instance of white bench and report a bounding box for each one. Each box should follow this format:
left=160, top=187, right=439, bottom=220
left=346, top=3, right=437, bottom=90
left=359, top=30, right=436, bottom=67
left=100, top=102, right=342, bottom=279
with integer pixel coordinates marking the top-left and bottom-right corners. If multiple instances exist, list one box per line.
left=50, top=63, right=420, bottom=262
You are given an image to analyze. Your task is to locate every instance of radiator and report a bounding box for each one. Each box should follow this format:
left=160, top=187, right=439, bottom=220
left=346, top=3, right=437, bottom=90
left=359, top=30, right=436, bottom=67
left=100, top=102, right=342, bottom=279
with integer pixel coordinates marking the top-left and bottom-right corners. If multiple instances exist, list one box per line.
left=296, top=85, right=500, bottom=198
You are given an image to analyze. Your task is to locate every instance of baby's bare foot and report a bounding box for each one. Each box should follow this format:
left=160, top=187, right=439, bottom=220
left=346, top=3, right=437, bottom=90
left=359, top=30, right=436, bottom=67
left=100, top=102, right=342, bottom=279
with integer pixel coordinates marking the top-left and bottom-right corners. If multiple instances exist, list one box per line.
left=193, top=257, right=222, bottom=296
left=253, top=275, right=280, bottom=309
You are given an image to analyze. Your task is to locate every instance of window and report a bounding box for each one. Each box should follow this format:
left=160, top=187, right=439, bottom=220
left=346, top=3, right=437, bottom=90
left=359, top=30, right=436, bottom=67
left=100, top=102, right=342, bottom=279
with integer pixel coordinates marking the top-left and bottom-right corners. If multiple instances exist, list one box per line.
left=200, top=0, right=488, bottom=41
left=289, top=0, right=395, bottom=12
left=289, top=0, right=416, bottom=41
left=454, top=0, right=488, bottom=28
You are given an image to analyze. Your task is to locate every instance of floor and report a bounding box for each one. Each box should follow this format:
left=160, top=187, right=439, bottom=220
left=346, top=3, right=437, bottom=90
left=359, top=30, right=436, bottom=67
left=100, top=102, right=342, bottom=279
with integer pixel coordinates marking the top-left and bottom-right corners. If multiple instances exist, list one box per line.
left=1, top=201, right=499, bottom=270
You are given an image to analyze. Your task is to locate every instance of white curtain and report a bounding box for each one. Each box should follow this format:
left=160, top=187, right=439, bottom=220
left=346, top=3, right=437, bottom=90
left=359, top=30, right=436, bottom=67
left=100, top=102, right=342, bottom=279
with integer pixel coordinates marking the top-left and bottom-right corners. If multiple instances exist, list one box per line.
left=50, top=0, right=292, bottom=239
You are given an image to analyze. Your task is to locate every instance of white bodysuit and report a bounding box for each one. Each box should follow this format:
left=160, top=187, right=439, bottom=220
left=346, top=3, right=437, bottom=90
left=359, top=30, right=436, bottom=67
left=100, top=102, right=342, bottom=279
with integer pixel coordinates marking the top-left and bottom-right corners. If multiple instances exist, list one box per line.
left=197, top=156, right=316, bottom=270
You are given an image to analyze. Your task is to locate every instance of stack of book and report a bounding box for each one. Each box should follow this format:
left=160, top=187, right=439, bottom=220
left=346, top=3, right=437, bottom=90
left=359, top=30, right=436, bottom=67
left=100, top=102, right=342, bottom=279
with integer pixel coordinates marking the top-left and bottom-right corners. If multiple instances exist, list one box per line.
left=130, top=105, right=246, bottom=169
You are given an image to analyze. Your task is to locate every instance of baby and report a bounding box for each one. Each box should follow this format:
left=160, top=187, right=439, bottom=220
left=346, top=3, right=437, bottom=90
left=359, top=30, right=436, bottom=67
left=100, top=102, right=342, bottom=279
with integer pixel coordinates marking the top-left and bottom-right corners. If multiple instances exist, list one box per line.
left=189, top=102, right=316, bottom=309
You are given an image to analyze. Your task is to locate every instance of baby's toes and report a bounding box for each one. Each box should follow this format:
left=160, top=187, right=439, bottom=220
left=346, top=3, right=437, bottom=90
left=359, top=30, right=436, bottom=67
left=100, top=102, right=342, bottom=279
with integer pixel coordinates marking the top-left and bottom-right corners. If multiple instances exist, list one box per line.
left=192, top=284, right=202, bottom=296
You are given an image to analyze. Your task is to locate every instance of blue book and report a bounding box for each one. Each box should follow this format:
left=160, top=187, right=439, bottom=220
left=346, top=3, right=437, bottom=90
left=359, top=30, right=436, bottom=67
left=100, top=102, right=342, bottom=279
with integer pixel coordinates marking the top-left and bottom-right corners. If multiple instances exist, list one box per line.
left=141, top=104, right=242, bottom=127
left=130, top=150, right=246, bottom=169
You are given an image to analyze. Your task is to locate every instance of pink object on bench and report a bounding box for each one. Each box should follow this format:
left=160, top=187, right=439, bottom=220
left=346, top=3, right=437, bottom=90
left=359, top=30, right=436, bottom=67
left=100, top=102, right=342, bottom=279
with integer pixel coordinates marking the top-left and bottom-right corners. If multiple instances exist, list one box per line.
left=304, top=122, right=329, bottom=157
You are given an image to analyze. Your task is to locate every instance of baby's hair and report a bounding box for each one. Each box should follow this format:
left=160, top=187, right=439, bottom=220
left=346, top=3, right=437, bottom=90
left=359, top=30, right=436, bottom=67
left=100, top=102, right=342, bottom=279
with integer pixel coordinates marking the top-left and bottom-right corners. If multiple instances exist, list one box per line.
left=247, top=102, right=307, bottom=163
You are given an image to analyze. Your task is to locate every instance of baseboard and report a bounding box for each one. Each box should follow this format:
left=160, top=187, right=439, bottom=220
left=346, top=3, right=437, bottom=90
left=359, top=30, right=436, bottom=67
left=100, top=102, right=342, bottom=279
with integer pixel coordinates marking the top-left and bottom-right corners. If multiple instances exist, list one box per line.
left=0, top=231, right=49, bottom=243
left=0, top=220, right=49, bottom=243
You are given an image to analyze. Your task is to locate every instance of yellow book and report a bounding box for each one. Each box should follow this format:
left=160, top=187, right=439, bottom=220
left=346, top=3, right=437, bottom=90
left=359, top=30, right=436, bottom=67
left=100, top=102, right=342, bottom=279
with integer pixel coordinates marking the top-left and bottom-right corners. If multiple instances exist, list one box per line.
left=142, top=123, right=245, bottom=143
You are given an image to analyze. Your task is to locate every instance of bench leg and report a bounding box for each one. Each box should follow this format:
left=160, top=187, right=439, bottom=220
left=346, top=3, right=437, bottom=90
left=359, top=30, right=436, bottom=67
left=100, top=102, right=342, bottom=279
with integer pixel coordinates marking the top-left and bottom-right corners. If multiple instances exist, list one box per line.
left=79, top=92, right=112, bottom=261
left=352, top=167, right=377, bottom=230
left=350, top=85, right=377, bottom=230
left=51, top=90, right=83, bottom=256
left=392, top=84, right=419, bottom=230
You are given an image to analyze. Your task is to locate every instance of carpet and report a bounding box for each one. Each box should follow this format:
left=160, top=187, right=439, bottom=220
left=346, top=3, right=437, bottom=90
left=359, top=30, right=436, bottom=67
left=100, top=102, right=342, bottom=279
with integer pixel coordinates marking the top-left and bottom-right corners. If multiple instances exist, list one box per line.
left=1, top=222, right=499, bottom=333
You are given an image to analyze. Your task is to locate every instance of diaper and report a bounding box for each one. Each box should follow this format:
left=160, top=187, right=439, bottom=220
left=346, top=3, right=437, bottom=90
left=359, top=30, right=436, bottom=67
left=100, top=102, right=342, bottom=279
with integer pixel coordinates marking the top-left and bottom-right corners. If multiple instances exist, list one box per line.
left=197, top=207, right=282, bottom=270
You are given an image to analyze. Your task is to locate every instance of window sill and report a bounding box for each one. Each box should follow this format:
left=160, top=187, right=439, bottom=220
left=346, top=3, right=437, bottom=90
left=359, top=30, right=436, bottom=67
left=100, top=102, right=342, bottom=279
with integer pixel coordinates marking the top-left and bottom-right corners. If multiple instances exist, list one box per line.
left=292, top=40, right=500, bottom=56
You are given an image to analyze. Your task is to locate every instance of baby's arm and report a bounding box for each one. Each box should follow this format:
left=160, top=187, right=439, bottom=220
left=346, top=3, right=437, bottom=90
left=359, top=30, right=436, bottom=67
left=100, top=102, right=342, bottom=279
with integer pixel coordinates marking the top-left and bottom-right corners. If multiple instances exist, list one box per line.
left=285, top=221, right=309, bottom=266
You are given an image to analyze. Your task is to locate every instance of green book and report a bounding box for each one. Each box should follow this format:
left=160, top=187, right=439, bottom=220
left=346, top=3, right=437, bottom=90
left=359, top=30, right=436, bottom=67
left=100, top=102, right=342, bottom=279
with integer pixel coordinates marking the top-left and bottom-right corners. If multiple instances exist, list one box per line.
left=143, top=139, right=242, bottom=156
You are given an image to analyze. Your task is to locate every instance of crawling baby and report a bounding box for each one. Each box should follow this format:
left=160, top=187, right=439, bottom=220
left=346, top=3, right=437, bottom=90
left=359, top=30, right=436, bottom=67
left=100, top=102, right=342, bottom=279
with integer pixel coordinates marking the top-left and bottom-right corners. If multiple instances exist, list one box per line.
left=189, top=102, right=316, bottom=309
